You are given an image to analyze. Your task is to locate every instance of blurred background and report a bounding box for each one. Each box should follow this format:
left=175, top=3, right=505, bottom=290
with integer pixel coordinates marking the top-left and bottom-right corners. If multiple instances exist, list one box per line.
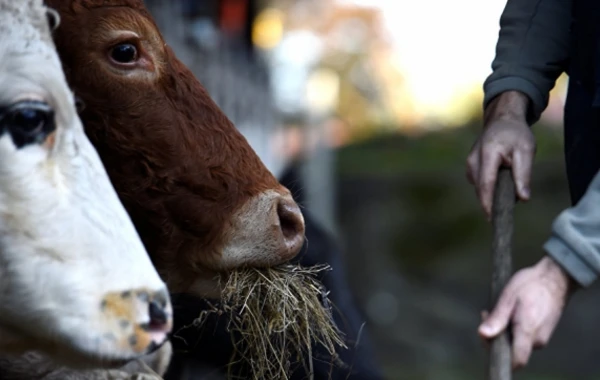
left=145, top=1, right=594, bottom=379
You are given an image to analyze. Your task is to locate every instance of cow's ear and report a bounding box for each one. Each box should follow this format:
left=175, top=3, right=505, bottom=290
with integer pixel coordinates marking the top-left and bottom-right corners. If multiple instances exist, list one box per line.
left=46, top=8, right=61, bottom=32
left=74, top=95, right=86, bottom=114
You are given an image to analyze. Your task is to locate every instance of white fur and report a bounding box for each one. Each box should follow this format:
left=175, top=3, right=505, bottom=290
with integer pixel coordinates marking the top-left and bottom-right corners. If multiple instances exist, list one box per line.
left=0, top=0, right=170, bottom=365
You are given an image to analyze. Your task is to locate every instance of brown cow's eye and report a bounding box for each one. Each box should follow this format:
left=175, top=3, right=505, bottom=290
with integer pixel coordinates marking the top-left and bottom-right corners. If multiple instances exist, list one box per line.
left=110, top=43, right=138, bottom=63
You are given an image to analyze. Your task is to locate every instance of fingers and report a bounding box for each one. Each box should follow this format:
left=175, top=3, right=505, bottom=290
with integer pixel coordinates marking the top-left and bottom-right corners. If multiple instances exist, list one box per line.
left=511, top=315, right=535, bottom=370
left=477, top=264, right=564, bottom=372
left=477, top=147, right=503, bottom=220
left=467, top=122, right=536, bottom=219
left=533, top=309, right=561, bottom=349
left=478, top=288, right=517, bottom=339
left=512, top=148, right=534, bottom=201
left=481, top=301, right=536, bottom=370
left=478, top=310, right=491, bottom=350
left=466, top=151, right=478, bottom=186
left=534, top=322, right=555, bottom=348
left=466, top=138, right=481, bottom=186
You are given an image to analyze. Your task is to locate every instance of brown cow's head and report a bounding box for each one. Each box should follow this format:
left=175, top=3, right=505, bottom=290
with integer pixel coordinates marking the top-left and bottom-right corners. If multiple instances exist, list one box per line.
left=44, top=0, right=306, bottom=296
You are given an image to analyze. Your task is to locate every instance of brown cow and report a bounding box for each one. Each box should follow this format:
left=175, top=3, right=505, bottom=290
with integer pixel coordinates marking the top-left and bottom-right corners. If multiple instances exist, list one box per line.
left=43, top=0, right=306, bottom=297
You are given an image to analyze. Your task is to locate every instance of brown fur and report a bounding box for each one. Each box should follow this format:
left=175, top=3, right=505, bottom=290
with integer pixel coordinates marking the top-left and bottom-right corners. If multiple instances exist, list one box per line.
left=44, top=0, right=287, bottom=291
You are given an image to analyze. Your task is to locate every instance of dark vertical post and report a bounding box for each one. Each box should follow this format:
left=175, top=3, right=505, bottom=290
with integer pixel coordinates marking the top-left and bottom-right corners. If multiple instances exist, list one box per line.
left=489, top=167, right=515, bottom=380
left=243, top=0, right=257, bottom=58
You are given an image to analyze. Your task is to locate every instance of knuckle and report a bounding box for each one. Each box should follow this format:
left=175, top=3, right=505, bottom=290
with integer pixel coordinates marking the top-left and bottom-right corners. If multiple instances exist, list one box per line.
left=520, top=135, right=537, bottom=149
left=480, top=145, right=499, bottom=158
left=519, top=143, right=535, bottom=153
left=466, top=156, right=476, bottom=169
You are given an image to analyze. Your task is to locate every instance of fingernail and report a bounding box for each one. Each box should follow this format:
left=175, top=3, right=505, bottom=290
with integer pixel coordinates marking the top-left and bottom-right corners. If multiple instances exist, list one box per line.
left=522, top=187, right=530, bottom=198
left=479, top=324, right=494, bottom=336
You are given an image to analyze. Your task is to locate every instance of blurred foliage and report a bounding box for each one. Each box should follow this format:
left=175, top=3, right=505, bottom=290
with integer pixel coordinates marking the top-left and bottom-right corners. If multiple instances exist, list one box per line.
left=336, top=119, right=563, bottom=177
left=336, top=119, right=565, bottom=279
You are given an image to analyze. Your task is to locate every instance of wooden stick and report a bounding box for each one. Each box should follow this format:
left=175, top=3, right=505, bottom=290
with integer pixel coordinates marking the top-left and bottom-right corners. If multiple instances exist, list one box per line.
left=489, top=168, right=515, bottom=380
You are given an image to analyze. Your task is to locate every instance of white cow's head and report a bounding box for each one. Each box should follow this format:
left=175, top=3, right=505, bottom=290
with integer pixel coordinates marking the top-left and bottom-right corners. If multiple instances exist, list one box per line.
left=0, top=0, right=172, bottom=367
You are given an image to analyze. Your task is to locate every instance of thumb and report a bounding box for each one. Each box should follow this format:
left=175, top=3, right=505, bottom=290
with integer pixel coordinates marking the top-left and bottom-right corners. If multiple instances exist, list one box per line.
left=479, top=291, right=517, bottom=338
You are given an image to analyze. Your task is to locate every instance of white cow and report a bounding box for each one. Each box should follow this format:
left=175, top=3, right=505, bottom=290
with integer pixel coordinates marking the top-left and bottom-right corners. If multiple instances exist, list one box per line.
left=0, top=0, right=173, bottom=368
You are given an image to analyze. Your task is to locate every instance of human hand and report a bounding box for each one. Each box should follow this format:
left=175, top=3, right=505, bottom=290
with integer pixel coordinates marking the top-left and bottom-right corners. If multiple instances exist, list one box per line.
left=467, top=91, right=536, bottom=220
left=478, top=256, right=574, bottom=370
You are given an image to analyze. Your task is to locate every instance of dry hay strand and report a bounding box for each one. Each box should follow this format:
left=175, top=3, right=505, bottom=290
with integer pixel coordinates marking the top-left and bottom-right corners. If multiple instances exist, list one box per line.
left=196, top=264, right=347, bottom=380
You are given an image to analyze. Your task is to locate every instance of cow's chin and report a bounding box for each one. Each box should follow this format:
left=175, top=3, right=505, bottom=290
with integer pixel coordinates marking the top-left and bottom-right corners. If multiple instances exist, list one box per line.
left=171, top=243, right=294, bottom=300
left=0, top=326, right=136, bottom=369
left=179, top=260, right=289, bottom=300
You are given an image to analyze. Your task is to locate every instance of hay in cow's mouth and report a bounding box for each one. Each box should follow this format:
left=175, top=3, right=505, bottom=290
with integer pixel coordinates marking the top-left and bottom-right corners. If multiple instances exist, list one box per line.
left=196, top=264, right=347, bottom=380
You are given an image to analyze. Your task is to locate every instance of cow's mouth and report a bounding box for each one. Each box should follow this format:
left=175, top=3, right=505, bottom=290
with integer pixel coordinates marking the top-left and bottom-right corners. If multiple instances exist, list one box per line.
left=170, top=264, right=347, bottom=380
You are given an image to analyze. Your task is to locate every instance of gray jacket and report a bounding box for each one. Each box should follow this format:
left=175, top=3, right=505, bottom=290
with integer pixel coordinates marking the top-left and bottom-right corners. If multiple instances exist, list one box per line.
left=485, top=0, right=600, bottom=287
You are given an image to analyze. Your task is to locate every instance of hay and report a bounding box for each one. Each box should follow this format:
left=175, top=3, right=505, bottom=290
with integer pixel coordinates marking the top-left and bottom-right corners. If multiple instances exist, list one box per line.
left=196, top=264, right=347, bottom=380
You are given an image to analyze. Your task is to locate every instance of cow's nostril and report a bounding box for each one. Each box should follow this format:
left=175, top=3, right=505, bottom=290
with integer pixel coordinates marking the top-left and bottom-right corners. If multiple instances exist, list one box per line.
left=278, top=203, right=302, bottom=240
left=148, top=300, right=168, bottom=327
left=276, top=196, right=305, bottom=257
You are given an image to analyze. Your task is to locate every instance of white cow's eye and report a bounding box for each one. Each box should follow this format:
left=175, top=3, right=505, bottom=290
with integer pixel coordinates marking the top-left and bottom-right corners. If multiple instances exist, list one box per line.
left=2, top=101, right=52, bottom=132
left=8, top=108, right=48, bottom=133
left=0, top=101, right=55, bottom=147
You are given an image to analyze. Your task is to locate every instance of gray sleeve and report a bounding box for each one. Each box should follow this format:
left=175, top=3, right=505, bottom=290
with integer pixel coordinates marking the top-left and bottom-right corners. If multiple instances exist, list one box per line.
left=483, top=0, right=572, bottom=125
left=544, top=171, right=600, bottom=287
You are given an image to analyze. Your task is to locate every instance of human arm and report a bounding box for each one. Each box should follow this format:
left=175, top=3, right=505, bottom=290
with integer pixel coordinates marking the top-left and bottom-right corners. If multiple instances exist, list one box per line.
left=467, top=0, right=572, bottom=219
left=544, top=168, right=600, bottom=287
left=483, top=0, right=572, bottom=125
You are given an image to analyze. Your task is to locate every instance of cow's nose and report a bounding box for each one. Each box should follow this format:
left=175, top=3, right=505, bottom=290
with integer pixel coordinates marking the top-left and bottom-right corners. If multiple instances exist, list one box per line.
left=146, top=288, right=171, bottom=331
left=100, top=287, right=173, bottom=355
left=143, top=289, right=172, bottom=353
left=149, top=300, right=169, bottom=327
left=275, top=194, right=305, bottom=260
